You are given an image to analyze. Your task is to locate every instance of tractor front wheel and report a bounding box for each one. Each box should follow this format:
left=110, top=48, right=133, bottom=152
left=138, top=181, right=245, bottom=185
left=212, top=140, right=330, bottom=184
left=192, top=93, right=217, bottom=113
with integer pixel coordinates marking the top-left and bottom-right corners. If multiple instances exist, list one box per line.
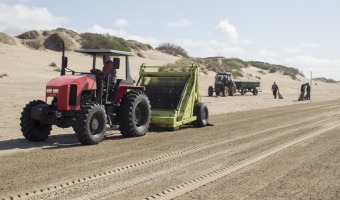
left=74, top=103, right=106, bottom=145
left=193, top=102, right=209, bottom=127
left=118, top=90, right=151, bottom=137
left=20, top=100, right=52, bottom=141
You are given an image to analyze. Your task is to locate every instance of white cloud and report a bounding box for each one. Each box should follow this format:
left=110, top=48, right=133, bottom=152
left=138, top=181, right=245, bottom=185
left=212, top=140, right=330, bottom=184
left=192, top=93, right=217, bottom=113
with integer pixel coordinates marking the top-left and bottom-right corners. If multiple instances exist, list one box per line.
left=175, top=38, right=246, bottom=58
left=243, top=39, right=254, bottom=45
left=175, top=39, right=223, bottom=48
left=127, top=35, right=161, bottom=48
left=285, top=56, right=340, bottom=80
left=87, top=25, right=128, bottom=37
left=18, top=0, right=31, bottom=2
left=216, top=19, right=238, bottom=43
left=87, top=25, right=160, bottom=48
left=114, top=18, right=129, bottom=27
left=0, top=3, right=67, bottom=35
left=220, top=47, right=247, bottom=57
left=255, top=49, right=277, bottom=58
left=252, top=49, right=278, bottom=64
left=285, top=55, right=334, bottom=67
left=301, top=43, right=320, bottom=48
left=167, top=19, right=192, bottom=27
left=285, top=47, right=301, bottom=53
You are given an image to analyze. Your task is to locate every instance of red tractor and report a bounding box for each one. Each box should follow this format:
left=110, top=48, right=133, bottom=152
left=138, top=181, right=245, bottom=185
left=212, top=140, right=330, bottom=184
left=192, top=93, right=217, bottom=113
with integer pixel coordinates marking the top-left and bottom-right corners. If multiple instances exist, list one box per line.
left=20, top=41, right=151, bottom=145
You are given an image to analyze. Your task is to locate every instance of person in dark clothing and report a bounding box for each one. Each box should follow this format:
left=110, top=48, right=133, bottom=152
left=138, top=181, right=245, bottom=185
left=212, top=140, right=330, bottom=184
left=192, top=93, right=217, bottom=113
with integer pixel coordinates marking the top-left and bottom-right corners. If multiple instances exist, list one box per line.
left=271, top=82, right=278, bottom=99
left=304, top=83, right=311, bottom=100
left=222, top=76, right=228, bottom=87
left=298, top=83, right=306, bottom=101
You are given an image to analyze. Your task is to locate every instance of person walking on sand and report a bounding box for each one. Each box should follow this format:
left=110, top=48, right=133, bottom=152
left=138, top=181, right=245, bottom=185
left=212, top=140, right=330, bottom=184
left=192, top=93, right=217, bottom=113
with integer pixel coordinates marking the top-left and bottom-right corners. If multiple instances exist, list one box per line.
left=271, top=82, right=278, bottom=99
left=304, top=83, right=311, bottom=100
left=298, top=83, right=306, bottom=101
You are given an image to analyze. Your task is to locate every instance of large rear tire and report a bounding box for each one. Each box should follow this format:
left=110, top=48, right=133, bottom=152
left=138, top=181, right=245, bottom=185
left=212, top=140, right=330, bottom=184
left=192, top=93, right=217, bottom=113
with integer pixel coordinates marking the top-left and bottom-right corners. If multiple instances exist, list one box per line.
left=74, top=103, right=106, bottom=145
left=193, top=102, right=209, bottom=127
left=208, top=86, right=213, bottom=97
left=118, top=90, right=151, bottom=137
left=20, top=100, right=52, bottom=141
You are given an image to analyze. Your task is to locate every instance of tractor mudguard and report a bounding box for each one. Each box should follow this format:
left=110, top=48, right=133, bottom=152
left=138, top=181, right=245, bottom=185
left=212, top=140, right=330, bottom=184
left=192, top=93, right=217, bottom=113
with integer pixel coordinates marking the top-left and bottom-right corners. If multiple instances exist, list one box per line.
left=114, top=85, right=145, bottom=104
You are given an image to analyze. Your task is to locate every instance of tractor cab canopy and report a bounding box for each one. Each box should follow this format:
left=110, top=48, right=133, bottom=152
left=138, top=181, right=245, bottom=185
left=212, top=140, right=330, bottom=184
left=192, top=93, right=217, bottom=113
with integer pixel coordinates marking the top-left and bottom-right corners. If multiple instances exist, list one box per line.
left=216, top=72, right=233, bottom=82
left=74, top=49, right=135, bottom=68
left=74, top=49, right=135, bottom=81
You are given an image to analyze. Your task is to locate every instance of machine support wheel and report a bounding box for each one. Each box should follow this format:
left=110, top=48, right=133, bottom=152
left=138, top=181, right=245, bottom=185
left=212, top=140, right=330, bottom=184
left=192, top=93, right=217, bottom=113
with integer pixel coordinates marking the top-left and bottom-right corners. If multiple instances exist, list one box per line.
left=20, top=100, right=52, bottom=141
left=208, top=86, right=213, bottom=97
left=118, top=90, right=151, bottom=137
left=241, top=89, right=245, bottom=95
left=74, top=103, right=106, bottom=145
left=193, top=102, right=209, bottom=127
left=253, top=88, right=258, bottom=95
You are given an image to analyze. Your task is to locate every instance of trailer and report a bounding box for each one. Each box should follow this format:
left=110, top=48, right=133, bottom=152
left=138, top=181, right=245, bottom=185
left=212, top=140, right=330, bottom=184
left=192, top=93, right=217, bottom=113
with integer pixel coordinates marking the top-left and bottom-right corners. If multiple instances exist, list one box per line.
left=137, top=64, right=209, bottom=129
left=234, top=81, right=260, bottom=95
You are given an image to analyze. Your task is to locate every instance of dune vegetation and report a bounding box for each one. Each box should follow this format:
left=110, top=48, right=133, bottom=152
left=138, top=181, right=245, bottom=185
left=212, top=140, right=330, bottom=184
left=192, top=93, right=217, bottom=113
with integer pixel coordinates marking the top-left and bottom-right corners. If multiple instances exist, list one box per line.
left=1, top=28, right=328, bottom=80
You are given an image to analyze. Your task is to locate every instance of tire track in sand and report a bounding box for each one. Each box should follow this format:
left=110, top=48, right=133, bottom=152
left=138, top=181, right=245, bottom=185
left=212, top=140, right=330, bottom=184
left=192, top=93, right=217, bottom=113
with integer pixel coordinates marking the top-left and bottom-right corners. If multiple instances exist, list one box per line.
left=144, top=118, right=339, bottom=200
left=3, top=111, right=339, bottom=200
left=17, top=113, right=339, bottom=200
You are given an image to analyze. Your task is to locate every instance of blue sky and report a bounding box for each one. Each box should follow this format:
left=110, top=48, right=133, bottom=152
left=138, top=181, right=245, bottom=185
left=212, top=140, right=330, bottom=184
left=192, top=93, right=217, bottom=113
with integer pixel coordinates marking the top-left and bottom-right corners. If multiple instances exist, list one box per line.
left=1, top=0, right=340, bottom=80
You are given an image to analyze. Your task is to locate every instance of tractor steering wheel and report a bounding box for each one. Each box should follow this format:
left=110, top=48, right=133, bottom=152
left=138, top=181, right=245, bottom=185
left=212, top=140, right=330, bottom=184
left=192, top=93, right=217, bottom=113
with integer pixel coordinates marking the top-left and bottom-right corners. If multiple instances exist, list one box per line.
left=90, top=69, right=102, bottom=74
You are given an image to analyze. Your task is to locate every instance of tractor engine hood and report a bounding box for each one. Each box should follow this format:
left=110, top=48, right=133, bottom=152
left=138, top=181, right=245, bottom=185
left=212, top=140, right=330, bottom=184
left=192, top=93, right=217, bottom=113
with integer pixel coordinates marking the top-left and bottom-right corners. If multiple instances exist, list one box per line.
left=46, top=74, right=96, bottom=88
left=45, top=74, right=97, bottom=110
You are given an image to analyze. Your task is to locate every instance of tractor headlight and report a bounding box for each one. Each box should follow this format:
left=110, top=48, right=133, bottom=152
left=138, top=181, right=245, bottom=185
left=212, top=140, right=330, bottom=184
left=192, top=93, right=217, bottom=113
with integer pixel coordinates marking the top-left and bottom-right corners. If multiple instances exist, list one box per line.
left=46, top=88, right=52, bottom=93
left=53, top=89, right=59, bottom=94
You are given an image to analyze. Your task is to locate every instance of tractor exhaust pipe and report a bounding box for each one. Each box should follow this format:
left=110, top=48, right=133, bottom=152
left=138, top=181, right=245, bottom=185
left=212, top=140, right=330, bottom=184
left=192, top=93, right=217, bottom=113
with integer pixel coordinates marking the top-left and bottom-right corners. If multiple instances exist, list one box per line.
left=61, top=39, right=68, bottom=76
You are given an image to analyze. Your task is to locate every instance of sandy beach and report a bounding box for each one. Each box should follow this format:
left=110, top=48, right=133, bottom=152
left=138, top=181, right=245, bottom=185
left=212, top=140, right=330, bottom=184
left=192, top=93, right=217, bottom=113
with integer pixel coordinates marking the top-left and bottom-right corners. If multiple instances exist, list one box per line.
left=1, top=42, right=340, bottom=199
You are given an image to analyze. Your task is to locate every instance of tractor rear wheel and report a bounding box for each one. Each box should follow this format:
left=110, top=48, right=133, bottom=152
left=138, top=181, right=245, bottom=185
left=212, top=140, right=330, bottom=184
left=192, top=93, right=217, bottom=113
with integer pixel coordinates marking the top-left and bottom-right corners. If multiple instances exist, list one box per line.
left=208, top=86, right=213, bottom=97
left=193, top=102, right=209, bottom=127
left=118, top=90, right=151, bottom=137
left=20, top=100, right=52, bottom=141
left=74, top=103, right=106, bottom=145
